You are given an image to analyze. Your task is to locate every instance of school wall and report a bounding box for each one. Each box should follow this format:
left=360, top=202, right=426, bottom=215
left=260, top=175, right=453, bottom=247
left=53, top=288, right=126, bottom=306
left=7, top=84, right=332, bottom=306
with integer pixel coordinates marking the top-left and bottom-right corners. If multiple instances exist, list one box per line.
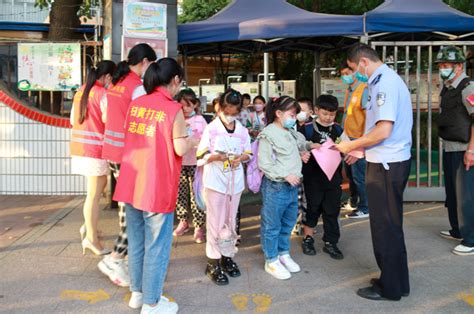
left=0, top=90, right=86, bottom=195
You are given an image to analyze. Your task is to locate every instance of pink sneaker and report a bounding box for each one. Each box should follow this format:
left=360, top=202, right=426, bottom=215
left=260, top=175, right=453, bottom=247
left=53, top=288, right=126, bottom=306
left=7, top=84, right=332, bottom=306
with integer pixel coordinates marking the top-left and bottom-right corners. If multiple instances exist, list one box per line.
left=173, top=221, right=189, bottom=236
left=194, top=227, right=205, bottom=244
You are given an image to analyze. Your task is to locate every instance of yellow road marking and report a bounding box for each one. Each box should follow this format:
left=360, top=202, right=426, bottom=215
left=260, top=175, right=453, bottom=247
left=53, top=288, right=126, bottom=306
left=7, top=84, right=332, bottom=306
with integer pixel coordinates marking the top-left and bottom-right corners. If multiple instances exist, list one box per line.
left=230, top=293, right=249, bottom=311
left=230, top=293, right=272, bottom=313
left=60, top=289, right=110, bottom=304
left=459, top=293, right=474, bottom=307
left=252, top=293, right=272, bottom=313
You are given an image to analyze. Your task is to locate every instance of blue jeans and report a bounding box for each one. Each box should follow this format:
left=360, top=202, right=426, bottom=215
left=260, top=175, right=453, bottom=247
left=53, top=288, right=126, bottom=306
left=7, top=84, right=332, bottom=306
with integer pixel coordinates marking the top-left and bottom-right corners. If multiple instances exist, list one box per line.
left=351, top=157, right=369, bottom=213
left=260, top=176, right=298, bottom=262
left=125, top=204, right=174, bottom=305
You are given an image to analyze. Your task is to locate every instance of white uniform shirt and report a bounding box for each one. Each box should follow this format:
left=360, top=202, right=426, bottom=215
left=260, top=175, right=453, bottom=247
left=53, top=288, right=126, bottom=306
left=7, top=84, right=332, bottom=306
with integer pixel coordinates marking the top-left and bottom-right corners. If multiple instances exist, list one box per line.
left=197, top=118, right=252, bottom=194
left=365, top=64, right=413, bottom=168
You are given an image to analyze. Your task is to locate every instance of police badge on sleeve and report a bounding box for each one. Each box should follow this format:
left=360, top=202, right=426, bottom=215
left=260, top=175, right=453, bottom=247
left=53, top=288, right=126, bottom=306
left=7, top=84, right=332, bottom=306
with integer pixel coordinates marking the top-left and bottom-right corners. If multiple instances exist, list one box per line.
left=376, top=92, right=386, bottom=106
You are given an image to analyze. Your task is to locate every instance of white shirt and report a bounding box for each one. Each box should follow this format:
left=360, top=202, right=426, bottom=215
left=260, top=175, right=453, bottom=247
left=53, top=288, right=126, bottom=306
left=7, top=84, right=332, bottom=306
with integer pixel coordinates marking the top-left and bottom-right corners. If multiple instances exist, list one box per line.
left=365, top=64, right=413, bottom=168
left=197, top=118, right=252, bottom=194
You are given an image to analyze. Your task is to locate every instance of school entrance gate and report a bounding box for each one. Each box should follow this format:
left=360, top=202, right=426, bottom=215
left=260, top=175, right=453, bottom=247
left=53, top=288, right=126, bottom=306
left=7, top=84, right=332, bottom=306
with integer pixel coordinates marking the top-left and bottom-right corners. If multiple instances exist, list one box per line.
left=370, top=41, right=474, bottom=202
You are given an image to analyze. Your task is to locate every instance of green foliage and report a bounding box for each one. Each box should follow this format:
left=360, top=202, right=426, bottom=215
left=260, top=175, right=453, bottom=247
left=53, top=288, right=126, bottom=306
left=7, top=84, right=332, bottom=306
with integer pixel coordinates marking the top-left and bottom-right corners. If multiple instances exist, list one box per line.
left=35, top=0, right=100, bottom=19
left=179, top=0, right=231, bottom=24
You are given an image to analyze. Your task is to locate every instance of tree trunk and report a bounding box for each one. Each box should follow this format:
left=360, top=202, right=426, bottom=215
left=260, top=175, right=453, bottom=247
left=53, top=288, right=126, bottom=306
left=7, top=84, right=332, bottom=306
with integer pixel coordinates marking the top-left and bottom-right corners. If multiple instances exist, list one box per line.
left=48, top=0, right=82, bottom=41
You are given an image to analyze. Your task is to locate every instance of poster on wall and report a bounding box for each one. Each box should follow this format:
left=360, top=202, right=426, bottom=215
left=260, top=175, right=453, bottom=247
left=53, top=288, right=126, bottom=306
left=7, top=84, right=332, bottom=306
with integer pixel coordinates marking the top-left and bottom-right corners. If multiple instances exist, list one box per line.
left=321, top=79, right=346, bottom=107
left=229, top=82, right=259, bottom=100
left=201, top=85, right=225, bottom=103
left=17, top=43, right=81, bottom=91
left=123, top=1, right=167, bottom=39
left=122, top=37, right=167, bottom=59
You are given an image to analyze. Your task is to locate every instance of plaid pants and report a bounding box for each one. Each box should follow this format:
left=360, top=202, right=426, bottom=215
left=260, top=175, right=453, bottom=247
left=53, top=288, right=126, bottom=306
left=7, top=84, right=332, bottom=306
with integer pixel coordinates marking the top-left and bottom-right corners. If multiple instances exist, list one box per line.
left=292, top=184, right=307, bottom=235
left=110, top=162, right=128, bottom=257
left=176, top=166, right=206, bottom=228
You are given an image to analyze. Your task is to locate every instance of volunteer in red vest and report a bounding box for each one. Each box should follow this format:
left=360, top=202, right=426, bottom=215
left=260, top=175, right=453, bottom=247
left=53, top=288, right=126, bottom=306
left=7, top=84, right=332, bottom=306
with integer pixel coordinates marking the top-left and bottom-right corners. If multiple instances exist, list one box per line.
left=99, top=44, right=157, bottom=288
left=339, top=61, right=370, bottom=219
left=114, top=59, right=197, bottom=313
left=70, top=60, right=116, bottom=256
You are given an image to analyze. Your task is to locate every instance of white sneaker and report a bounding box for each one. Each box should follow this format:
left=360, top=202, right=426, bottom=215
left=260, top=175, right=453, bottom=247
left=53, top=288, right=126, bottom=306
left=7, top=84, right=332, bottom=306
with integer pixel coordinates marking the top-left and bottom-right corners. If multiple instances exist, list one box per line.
left=129, top=292, right=143, bottom=309
left=440, top=230, right=462, bottom=241
left=141, top=296, right=179, bottom=314
left=265, top=259, right=291, bottom=280
left=452, top=244, right=474, bottom=256
left=279, top=254, right=301, bottom=273
left=98, top=255, right=130, bottom=287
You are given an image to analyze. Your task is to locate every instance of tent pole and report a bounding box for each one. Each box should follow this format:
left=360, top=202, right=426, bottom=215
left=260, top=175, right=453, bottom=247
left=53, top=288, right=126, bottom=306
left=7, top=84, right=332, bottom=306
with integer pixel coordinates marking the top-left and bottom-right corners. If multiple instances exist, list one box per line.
left=313, top=51, right=321, bottom=105
left=263, top=52, right=269, bottom=100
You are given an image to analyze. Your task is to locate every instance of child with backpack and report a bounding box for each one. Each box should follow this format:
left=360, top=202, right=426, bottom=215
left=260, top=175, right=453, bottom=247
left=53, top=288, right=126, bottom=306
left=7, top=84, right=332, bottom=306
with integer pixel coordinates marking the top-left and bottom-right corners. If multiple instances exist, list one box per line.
left=196, top=89, right=252, bottom=286
left=257, top=96, right=313, bottom=280
left=173, top=89, right=208, bottom=243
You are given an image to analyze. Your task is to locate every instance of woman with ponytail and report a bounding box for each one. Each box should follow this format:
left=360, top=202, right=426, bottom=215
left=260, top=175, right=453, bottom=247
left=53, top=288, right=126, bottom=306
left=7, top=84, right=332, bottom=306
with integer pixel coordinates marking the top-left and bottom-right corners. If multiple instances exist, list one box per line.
left=98, top=43, right=157, bottom=289
left=70, top=60, right=116, bottom=256
left=114, top=58, right=197, bottom=313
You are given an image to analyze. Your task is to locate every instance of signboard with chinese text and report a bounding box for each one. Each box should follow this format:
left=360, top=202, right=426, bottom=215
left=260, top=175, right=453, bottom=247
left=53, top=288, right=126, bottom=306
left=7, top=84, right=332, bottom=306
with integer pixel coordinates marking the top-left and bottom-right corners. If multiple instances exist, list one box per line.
left=123, top=1, right=167, bottom=39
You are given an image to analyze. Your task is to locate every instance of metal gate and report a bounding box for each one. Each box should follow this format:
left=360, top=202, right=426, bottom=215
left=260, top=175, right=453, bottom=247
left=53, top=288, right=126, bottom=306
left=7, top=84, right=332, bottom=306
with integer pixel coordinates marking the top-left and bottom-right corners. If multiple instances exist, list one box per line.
left=370, top=41, right=474, bottom=202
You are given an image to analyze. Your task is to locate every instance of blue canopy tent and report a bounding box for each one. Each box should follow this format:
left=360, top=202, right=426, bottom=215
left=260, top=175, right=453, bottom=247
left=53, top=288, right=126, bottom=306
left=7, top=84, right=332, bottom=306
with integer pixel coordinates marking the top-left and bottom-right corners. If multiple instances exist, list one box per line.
left=365, top=0, right=474, bottom=39
left=178, top=0, right=364, bottom=55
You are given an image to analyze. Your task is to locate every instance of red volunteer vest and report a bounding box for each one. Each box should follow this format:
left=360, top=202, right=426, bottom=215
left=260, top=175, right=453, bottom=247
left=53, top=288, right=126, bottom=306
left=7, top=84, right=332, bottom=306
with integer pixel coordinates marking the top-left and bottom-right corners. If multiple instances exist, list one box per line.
left=70, top=83, right=107, bottom=159
left=102, top=71, right=142, bottom=163
left=113, top=87, right=183, bottom=213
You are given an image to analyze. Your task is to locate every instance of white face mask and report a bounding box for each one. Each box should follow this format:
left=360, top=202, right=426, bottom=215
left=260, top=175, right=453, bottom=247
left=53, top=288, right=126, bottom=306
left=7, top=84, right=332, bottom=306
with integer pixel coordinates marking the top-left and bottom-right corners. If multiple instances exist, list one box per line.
left=223, top=114, right=237, bottom=124
left=296, top=111, right=308, bottom=122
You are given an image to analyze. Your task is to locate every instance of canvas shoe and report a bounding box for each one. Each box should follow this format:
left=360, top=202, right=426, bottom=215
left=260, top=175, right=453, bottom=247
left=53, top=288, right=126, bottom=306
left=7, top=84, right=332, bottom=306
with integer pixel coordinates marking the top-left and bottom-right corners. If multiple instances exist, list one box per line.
left=279, top=254, right=301, bottom=273
left=452, top=244, right=474, bottom=256
left=194, top=227, right=205, bottom=244
left=98, top=255, right=130, bottom=287
left=439, top=230, right=462, bottom=241
left=265, top=259, right=291, bottom=280
left=129, top=292, right=143, bottom=309
left=346, top=210, right=369, bottom=219
left=140, top=296, right=178, bottom=314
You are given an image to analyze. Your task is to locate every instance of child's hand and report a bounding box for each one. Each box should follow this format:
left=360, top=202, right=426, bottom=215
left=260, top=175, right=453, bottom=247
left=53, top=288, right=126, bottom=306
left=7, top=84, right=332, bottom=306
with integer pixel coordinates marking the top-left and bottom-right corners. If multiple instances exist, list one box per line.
left=300, top=151, right=310, bottom=163
left=285, top=174, right=301, bottom=186
left=209, top=153, right=227, bottom=162
left=344, top=155, right=359, bottom=166
left=231, top=155, right=242, bottom=168
left=310, top=143, right=321, bottom=150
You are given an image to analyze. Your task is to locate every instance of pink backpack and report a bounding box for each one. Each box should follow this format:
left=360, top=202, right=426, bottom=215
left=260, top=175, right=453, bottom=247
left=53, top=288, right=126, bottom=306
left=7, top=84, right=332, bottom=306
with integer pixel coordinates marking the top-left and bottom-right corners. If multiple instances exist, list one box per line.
left=246, top=140, right=263, bottom=193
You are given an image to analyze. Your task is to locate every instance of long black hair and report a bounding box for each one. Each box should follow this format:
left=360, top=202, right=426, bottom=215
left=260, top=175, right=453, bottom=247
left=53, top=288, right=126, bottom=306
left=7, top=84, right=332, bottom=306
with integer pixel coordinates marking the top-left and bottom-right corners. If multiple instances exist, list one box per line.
left=265, top=96, right=300, bottom=124
left=112, top=43, right=157, bottom=85
left=218, top=88, right=242, bottom=111
left=79, top=60, right=116, bottom=124
left=175, top=88, right=198, bottom=106
left=143, top=58, right=184, bottom=94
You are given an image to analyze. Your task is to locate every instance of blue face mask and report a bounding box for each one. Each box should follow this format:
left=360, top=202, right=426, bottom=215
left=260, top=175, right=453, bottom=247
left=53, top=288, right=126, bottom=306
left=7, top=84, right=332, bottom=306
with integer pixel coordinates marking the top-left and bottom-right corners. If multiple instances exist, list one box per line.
left=355, top=64, right=369, bottom=83
left=440, top=68, right=455, bottom=81
left=341, top=75, right=355, bottom=85
left=283, top=117, right=297, bottom=129
left=188, top=111, right=196, bottom=118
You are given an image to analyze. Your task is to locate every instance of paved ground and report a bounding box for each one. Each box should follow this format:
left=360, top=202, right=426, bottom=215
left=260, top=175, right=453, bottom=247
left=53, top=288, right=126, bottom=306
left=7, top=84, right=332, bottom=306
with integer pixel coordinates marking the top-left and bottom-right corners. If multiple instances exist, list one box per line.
left=0, top=195, right=473, bottom=313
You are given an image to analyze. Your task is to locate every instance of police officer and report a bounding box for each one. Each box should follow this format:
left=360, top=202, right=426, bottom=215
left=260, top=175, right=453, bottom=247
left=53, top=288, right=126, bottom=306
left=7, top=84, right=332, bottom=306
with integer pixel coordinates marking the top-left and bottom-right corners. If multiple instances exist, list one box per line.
left=436, top=46, right=474, bottom=256
left=336, top=44, right=413, bottom=301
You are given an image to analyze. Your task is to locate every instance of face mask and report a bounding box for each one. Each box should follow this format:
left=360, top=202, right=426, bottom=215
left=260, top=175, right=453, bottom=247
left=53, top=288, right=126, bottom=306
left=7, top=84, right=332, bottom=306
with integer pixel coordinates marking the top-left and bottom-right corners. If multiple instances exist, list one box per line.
left=188, top=111, right=196, bottom=118
left=296, top=111, right=308, bottom=122
left=341, top=75, right=355, bottom=85
left=223, top=114, right=237, bottom=124
left=254, top=104, right=264, bottom=112
left=355, top=64, right=369, bottom=83
left=283, top=117, right=297, bottom=129
left=440, top=68, right=455, bottom=81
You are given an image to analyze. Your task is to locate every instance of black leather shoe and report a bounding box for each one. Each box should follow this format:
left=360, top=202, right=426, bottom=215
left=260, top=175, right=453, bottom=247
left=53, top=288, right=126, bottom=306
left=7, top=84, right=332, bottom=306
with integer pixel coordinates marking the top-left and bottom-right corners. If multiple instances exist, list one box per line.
left=221, top=257, right=241, bottom=277
left=357, top=286, right=400, bottom=301
left=323, top=242, right=344, bottom=260
left=369, top=278, right=410, bottom=297
left=205, top=263, right=229, bottom=285
left=302, top=236, right=316, bottom=255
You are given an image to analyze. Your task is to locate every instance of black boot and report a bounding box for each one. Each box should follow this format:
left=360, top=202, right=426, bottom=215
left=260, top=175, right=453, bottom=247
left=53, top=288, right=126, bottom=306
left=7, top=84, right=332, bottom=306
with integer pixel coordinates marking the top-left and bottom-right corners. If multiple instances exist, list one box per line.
left=205, top=260, right=229, bottom=285
left=221, top=256, right=241, bottom=278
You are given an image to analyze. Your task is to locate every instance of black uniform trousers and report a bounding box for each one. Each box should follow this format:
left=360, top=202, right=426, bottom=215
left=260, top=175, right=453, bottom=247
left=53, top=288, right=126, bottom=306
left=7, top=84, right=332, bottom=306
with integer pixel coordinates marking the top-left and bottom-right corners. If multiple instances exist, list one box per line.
left=442, top=151, right=463, bottom=238
left=366, top=160, right=411, bottom=300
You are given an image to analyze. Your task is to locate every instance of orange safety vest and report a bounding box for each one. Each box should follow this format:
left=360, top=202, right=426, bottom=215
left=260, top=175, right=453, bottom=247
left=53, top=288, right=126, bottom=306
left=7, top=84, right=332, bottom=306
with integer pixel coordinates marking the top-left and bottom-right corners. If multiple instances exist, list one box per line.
left=343, top=82, right=367, bottom=139
left=113, top=87, right=183, bottom=213
left=102, top=71, right=142, bottom=163
left=70, top=83, right=107, bottom=159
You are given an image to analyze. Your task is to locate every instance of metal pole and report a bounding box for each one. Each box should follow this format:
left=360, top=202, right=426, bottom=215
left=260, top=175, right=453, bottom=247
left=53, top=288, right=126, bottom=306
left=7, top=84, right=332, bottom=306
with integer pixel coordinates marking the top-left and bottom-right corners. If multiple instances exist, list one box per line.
left=314, top=51, right=321, bottom=103
left=427, top=46, right=433, bottom=187
left=416, top=46, right=421, bottom=188
left=394, top=46, right=398, bottom=73
left=405, top=46, right=410, bottom=85
left=263, top=52, right=269, bottom=100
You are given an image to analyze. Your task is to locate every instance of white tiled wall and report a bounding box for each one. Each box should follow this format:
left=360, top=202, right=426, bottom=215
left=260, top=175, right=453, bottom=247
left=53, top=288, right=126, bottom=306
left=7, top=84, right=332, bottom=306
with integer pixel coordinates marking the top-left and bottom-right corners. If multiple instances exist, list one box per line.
left=0, top=102, right=86, bottom=195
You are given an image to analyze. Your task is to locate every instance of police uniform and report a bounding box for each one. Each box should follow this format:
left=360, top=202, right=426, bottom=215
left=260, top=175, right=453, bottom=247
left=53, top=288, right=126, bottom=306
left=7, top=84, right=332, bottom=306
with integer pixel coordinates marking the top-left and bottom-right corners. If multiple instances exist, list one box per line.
left=365, top=63, right=413, bottom=300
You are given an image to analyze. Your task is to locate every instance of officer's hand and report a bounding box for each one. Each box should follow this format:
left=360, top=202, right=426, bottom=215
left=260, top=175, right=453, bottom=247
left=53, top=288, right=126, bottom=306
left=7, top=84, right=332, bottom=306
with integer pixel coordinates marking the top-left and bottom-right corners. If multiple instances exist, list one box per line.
left=334, top=141, right=353, bottom=155
left=464, top=150, right=474, bottom=170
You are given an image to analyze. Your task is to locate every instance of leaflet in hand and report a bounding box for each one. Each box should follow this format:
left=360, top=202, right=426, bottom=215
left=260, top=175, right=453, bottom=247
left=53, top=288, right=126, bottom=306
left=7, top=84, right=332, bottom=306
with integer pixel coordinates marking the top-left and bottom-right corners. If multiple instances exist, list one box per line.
left=311, top=138, right=341, bottom=181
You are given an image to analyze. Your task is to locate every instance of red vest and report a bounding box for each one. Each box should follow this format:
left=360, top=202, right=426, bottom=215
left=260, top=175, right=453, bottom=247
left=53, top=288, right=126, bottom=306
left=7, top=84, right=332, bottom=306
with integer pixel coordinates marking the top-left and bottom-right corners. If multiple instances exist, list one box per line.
left=113, top=87, right=183, bottom=213
left=70, top=83, right=107, bottom=159
left=102, top=71, right=142, bottom=163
